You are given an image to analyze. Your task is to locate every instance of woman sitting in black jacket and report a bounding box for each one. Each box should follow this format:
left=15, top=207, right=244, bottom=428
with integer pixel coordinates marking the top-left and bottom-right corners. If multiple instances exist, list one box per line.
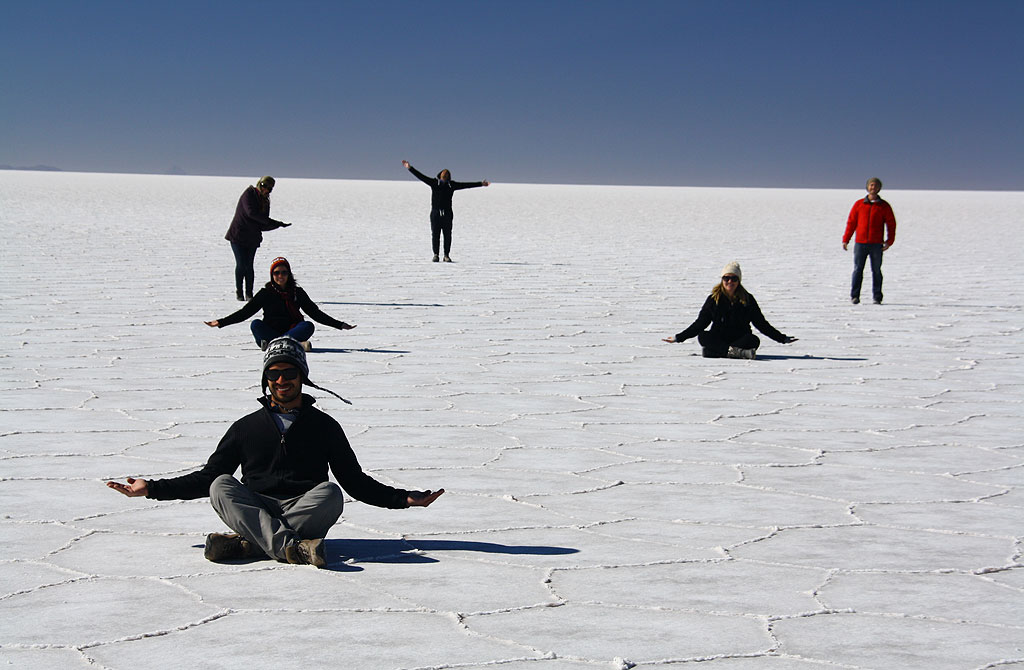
left=663, top=261, right=797, bottom=359
left=206, top=257, right=355, bottom=350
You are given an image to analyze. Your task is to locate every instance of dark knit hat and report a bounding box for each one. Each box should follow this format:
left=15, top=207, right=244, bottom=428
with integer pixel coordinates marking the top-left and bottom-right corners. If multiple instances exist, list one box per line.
left=262, top=337, right=308, bottom=383
left=261, top=336, right=351, bottom=405
left=257, top=176, right=276, bottom=189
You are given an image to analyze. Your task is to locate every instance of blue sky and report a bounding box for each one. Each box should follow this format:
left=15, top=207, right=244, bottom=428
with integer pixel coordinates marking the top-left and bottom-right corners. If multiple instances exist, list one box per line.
left=2, top=1, right=1021, bottom=189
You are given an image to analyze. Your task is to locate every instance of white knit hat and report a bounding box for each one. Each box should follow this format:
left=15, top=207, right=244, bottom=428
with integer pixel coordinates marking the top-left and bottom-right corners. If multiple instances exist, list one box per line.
left=721, top=261, right=742, bottom=281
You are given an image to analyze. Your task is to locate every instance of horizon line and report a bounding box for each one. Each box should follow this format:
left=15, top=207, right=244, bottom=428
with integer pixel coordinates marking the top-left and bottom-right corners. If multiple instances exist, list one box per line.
left=1, top=165, right=1021, bottom=194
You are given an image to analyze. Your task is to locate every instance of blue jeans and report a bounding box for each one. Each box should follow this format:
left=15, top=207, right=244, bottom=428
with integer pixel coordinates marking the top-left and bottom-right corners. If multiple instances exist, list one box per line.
left=230, top=242, right=258, bottom=295
left=250, top=319, right=315, bottom=346
left=851, top=243, right=884, bottom=302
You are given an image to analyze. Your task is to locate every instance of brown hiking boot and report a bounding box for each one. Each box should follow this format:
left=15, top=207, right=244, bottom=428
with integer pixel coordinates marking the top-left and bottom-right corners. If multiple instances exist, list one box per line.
left=285, top=538, right=327, bottom=568
left=204, top=533, right=262, bottom=562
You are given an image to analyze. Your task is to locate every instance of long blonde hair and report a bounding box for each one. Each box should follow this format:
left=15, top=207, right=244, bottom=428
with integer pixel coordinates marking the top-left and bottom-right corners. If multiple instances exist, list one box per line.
left=711, top=282, right=750, bottom=305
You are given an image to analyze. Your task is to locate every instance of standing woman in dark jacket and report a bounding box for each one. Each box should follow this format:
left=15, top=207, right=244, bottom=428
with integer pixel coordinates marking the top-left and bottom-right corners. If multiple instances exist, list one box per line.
left=402, top=160, right=490, bottom=262
left=224, top=176, right=292, bottom=301
left=206, top=257, right=355, bottom=350
left=663, top=261, right=797, bottom=359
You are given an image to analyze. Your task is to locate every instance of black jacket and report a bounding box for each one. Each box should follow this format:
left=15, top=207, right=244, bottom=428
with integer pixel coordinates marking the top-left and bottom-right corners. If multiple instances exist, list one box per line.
left=407, top=165, right=485, bottom=217
left=224, top=185, right=286, bottom=248
left=675, top=293, right=787, bottom=344
left=217, top=285, right=349, bottom=334
left=146, top=395, right=410, bottom=507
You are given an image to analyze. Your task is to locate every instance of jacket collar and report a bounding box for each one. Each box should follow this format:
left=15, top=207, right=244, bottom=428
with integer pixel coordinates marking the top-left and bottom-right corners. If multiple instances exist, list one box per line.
left=259, top=393, right=317, bottom=412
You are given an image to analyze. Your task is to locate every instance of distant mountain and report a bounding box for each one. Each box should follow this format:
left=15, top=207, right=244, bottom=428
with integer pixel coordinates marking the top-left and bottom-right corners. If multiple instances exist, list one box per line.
left=0, top=164, right=62, bottom=172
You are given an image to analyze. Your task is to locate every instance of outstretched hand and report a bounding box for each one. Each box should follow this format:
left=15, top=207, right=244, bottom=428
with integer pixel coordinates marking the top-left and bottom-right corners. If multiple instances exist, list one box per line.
left=402, top=160, right=410, bottom=168
left=783, top=336, right=798, bottom=344
left=281, top=222, right=292, bottom=227
left=407, top=489, right=444, bottom=507
left=205, top=320, right=219, bottom=328
left=340, top=323, right=357, bottom=330
left=662, top=336, right=677, bottom=343
left=482, top=180, right=490, bottom=186
left=106, top=477, right=149, bottom=497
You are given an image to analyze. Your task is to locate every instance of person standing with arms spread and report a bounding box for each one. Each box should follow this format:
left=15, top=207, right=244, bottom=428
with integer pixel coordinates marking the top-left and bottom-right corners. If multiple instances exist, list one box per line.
left=106, top=337, right=445, bottom=568
left=842, top=177, right=896, bottom=305
left=402, top=160, right=489, bottom=262
left=225, top=176, right=292, bottom=301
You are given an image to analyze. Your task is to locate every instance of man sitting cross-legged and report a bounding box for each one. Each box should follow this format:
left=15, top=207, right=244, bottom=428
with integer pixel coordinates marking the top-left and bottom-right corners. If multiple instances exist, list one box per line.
left=107, top=337, right=444, bottom=567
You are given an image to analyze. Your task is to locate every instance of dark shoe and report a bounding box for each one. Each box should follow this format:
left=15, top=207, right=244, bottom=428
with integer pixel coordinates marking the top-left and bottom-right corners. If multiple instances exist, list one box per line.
left=204, top=533, right=261, bottom=562
left=442, top=255, right=452, bottom=262
left=873, top=298, right=882, bottom=305
left=851, top=297, right=860, bottom=304
left=285, top=538, right=326, bottom=568
left=432, top=254, right=440, bottom=262
left=245, top=291, right=254, bottom=301
left=236, top=290, right=245, bottom=302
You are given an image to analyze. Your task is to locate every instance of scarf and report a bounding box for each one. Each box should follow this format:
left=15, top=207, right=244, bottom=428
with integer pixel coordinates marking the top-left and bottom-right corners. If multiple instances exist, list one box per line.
left=272, top=283, right=303, bottom=327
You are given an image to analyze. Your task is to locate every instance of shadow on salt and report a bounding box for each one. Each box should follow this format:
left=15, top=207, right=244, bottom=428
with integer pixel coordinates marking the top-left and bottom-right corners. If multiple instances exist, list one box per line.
left=320, top=301, right=445, bottom=307
left=188, top=537, right=579, bottom=573
left=303, top=348, right=411, bottom=354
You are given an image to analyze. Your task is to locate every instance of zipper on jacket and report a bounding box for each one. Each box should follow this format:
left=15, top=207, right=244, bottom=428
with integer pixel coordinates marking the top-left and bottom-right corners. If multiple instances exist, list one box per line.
left=264, top=397, right=308, bottom=455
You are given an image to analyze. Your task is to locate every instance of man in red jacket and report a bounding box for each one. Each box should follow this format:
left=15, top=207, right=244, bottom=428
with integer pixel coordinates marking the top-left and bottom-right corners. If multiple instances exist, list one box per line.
left=842, top=177, right=897, bottom=304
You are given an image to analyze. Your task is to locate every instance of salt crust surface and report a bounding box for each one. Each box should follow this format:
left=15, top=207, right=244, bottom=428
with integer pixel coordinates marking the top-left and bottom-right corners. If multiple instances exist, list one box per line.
left=0, top=171, right=1022, bottom=669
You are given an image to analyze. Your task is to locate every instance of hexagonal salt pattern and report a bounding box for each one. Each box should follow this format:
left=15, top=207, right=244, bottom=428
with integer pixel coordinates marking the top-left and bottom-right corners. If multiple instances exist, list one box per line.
left=1, top=173, right=1021, bottom=669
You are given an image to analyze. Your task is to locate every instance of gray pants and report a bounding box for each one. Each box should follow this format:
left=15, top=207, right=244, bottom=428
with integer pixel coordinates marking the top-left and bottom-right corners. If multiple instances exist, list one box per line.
left=209, top=474, right=344, bottom=560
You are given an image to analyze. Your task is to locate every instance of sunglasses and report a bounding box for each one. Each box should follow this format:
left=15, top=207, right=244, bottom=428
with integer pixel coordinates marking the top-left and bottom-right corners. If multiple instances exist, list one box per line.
left=721, top=275, right=739, bottom=283
left=265, top=368, right=301, bottom=381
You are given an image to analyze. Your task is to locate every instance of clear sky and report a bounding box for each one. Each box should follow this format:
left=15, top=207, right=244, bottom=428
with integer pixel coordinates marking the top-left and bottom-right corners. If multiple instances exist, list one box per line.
left=2, top=1, right=1021, bottom=189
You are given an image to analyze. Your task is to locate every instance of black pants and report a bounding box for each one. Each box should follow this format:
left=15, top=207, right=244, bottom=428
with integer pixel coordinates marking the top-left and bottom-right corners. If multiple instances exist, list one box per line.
left=430, top=210, right=453, bottom=256
left=230, top=242, right=257, bottom=295
left=698, top=331, right=760, bottom=358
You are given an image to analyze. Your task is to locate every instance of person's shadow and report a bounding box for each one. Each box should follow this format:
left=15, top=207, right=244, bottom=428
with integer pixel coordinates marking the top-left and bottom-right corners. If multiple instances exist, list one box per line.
left=310, top=347, right=410, bottom=354
left=321, top=301, right=444, bottom=308
left=322, top=537, right=579, bottom=571
left=691, top=353, right=867, bottom=362
left=195, top=538, right=578, bottom=572
left=753, top=354, right=868, bottom=361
